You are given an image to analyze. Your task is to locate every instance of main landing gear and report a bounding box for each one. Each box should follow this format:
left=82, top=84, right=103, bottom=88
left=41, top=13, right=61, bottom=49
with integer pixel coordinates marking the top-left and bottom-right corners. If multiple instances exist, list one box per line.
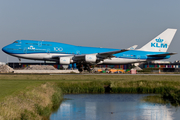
left=77, top=63, right=91, bottom=73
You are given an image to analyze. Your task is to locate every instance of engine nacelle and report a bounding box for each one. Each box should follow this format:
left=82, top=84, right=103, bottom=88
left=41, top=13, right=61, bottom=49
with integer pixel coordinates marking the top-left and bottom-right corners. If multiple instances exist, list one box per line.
left=59, top=57, right=70, bottom=64
left=85, top=55, right=97, bottom=63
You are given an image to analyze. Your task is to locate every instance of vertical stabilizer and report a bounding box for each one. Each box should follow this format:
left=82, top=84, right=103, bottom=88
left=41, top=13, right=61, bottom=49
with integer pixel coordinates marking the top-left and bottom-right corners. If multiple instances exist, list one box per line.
left=139, top=28, right=177, bottom=52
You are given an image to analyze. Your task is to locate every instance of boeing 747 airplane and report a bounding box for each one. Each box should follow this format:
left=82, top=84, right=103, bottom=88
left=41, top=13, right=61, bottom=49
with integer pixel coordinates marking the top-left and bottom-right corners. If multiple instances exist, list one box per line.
left=2, top=28, right=177, bottom=71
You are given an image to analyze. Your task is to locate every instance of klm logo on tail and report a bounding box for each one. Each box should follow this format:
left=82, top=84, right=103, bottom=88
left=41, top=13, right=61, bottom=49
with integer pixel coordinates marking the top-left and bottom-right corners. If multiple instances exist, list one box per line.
left=151, top=38, right=167, bottom=48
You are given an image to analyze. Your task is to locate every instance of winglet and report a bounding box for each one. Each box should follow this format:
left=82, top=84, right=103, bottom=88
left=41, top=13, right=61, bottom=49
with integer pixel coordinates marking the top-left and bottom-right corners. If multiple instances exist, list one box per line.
left=127, top=45, right=138, bottom=50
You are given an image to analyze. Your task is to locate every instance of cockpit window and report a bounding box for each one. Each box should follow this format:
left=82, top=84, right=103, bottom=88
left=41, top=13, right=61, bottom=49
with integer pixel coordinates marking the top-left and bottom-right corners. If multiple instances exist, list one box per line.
left=13, top=41, right=18, bottom=43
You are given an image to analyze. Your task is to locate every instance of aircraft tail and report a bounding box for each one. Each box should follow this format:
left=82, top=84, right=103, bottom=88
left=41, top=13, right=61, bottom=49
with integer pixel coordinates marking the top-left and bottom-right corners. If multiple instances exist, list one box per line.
left=139, top=28, right=177, bottom=52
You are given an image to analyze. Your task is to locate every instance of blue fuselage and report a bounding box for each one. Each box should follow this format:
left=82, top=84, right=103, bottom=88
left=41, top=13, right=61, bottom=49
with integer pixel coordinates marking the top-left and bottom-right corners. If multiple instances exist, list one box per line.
left=2, top=40, right=170, bottom=64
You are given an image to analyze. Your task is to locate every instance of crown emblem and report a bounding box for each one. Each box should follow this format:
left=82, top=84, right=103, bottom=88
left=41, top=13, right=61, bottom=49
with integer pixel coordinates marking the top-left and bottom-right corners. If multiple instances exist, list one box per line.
left=155, top=38, right=164, bottom=43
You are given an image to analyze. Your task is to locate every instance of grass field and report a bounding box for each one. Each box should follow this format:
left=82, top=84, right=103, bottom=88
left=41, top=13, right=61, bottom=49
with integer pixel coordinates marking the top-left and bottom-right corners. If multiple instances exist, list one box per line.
left=1, top=74, right=180, bottom=100
left=1, top=74, right=180, bottom=119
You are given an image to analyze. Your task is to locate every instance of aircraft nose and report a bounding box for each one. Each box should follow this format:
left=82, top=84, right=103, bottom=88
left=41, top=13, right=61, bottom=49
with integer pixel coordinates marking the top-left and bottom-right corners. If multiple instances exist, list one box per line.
left=2, top=45, right=9, bottom=53
left=2, top=46, right=6, bottom=52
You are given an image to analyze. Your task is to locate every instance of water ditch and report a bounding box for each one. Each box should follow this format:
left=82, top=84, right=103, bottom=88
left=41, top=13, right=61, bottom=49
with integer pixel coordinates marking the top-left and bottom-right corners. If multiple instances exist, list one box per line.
left=50, top=94, right=180, bottom=120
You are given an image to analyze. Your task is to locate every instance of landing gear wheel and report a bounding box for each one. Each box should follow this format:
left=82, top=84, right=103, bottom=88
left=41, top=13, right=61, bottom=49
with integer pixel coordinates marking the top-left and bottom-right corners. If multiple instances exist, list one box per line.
left=77, top=63, right=83, bottom=73
left=84, top=64, right=91, bottom=73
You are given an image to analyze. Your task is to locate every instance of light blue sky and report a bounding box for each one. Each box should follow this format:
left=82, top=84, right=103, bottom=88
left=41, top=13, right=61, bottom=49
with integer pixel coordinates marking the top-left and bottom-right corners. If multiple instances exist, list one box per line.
left=1, top=0, right=180, bottom=62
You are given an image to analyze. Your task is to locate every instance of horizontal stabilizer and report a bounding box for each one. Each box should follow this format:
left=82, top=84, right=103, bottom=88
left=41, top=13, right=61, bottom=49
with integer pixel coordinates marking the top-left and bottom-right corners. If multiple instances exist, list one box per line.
left=147, top=52, right=177, bottom=57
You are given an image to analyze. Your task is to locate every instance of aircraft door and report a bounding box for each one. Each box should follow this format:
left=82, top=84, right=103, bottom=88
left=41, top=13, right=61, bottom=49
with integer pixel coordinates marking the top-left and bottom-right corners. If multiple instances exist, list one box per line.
left=47, top=49, right=50, bottom=54
left=43, top=48, right=51, bottom=59
left=137, top=55, right=140, bottom=61
left=18, top=40, right=22, bottom=44
left=23, top=48, right=27, bottom=54
left=38, top=41, right=42, bottom=47
left=76, top=50, right=81, bottom=55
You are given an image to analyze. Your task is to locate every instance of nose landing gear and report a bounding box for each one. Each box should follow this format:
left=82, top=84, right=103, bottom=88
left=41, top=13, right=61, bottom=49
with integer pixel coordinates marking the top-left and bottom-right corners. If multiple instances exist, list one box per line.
left=18, top=58, right=21, bottom=65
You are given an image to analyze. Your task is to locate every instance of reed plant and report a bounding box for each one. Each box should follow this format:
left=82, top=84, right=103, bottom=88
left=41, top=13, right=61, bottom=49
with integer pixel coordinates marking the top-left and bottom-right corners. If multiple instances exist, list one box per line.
left=0, top=82, right=63, bottom=120
left=110, top=80, right=180, bottom=94
left=58, top=81, right=105, bottom=94
left=161, top=88, right=180, bottom=106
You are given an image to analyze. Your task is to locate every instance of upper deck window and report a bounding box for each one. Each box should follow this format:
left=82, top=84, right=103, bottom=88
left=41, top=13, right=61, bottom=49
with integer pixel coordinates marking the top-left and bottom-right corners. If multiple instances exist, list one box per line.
left=42, top=44, right=52, bottom=46
left=26, top=43, right=38, bottom=45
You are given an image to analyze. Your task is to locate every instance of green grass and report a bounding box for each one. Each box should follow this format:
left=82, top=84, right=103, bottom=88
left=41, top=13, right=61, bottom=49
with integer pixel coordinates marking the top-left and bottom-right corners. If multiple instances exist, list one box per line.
left=0, top=82, right=63, bottom=120
left=1, top=74, right=180, bottom=100
left=0, top=80, right=42, bottom=101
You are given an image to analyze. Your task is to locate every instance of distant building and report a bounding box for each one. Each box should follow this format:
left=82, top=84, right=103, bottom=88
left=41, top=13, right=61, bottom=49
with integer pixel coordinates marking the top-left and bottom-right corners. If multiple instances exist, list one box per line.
left=143, top=61, right=180, bottom=72
left=7, top=62, right=74, bottom=70
left=174, top=60, right=180, bottom=63
left=150, top=60, right=170, bottom=64
left=7, top=62, right=131, bottom=70
left=6, top=60, right=180, bottom=72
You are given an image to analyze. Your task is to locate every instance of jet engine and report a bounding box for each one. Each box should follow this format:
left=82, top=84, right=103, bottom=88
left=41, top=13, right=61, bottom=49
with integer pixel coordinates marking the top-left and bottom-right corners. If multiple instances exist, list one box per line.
left=85, top=55, right=97, bottom=63
left=59, top=57, right=71, bottom=64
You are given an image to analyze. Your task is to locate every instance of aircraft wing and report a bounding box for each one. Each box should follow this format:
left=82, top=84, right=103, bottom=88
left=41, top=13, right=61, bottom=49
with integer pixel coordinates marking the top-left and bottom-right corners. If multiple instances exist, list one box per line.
left=52, top=49, right=128, bottom=62
left=72, top=49, right=129, bottom=61
left=147, top=52, right=177, bottom=57
left=96, top=49, right=128, bottom=58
